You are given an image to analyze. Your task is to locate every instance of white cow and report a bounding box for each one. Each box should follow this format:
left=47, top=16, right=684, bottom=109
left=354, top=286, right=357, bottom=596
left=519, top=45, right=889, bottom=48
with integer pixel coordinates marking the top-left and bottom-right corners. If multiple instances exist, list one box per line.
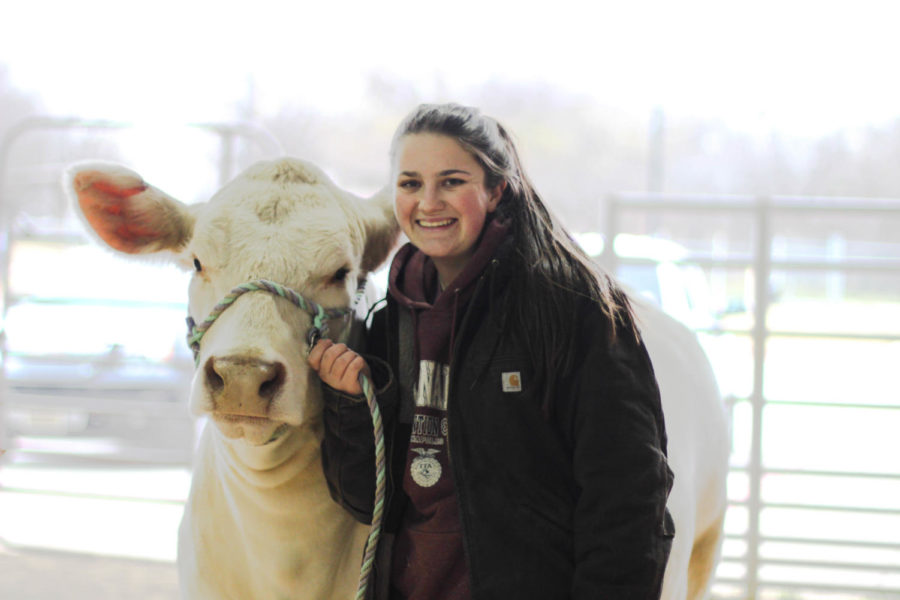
left=67, top=158, right=729, bottom=600
left=632, top=297, right=730, bottom=600
left=68, top=159, right=396, bottom=599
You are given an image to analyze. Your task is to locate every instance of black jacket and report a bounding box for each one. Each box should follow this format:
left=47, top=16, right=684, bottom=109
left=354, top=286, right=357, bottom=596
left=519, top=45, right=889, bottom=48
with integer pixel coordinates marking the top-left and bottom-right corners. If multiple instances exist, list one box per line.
left=321, top=256, right=674, bottom=600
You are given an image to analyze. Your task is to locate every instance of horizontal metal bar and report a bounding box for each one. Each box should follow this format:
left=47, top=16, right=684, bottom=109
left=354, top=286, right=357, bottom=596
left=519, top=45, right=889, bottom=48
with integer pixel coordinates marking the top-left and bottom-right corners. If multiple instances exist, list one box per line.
left=727, top=466, right=900, bottom=480
left=610, top=200, right=754, bottom=212
left=769, top=467, right=900, bottom=480
left=709, top=575, right=749, bottom=592
left=760, top=557, right=900, bottom=573
left=614, top=254, right=900, bottom=272
left=0, top=486, right=185, bottom=506
left=610, top=193, right=900, bottom=214
left=614, top=256, right=754, bottom=268
left=762, top=502, right=900, bottom=516
left=690, top=326, right=899, bottom=343
left=771, top=195, right=900, bottom=214
left=724, top=499, right=900, bottom=516
left=758, top=535, right=900, bottom=551
left=610, top=193, right=757, bottom=210
left=7, top=295, right=187, bottom=309
left=768, top=258, right=900, bottom=272
left=765, top=398, right=900, bottom=411
left=724, top=396, right=900, bottom=411
left=4, top=392, right=189, bottom=416
left=758, top=580, right=900, bottom=596
left=717, top=546, right=747, bottom=560
left=763, top=330, right=900, bottom=342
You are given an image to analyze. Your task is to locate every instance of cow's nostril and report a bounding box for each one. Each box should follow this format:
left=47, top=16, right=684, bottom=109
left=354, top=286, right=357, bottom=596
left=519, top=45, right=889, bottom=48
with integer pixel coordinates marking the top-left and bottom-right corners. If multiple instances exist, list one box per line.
left=259, top=363, right=286, bottom=401
left=204, top=356, right=286, bottom=414
left=205, top=359, right=225, bottom=393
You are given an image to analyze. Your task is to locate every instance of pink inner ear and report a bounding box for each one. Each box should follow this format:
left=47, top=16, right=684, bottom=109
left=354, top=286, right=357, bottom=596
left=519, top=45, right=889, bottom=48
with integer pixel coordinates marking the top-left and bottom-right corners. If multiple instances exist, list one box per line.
left=91, top=180, right=148, bottom=199
left=114, top=222, right=164, bottom=243
left=76, top=176, right=165, bottom=253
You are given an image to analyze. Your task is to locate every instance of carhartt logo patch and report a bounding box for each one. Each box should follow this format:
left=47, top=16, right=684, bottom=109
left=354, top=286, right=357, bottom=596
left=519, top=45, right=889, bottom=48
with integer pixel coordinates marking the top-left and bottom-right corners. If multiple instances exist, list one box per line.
left=502, top=371, right=522, bottom=393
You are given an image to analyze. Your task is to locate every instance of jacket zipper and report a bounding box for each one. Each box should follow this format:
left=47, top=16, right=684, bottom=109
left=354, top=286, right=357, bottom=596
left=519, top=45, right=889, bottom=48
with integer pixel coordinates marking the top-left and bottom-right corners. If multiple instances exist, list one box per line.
left=445, top=266, right=494, bottom=596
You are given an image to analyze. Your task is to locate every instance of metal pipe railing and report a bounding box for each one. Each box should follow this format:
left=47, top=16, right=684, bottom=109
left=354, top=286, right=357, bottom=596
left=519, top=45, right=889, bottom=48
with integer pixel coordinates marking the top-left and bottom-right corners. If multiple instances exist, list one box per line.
left=604, top=191, right=900, bottom=600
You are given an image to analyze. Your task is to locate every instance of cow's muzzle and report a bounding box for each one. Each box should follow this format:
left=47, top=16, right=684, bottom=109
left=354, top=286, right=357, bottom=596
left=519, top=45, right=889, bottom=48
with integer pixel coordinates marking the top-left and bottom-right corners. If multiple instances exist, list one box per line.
left=205, top=355, right=286, bottom=418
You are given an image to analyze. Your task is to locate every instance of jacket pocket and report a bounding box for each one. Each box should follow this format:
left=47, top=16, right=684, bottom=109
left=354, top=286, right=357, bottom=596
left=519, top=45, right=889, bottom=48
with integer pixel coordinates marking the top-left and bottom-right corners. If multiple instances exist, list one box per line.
left=659, top=462, right=676, bottom=538
left=660, top=507, right=676, bottom=538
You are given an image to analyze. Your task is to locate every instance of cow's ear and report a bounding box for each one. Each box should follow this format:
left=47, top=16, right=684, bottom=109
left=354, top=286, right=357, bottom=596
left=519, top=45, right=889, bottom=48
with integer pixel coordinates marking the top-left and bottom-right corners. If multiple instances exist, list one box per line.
left=66, top=162, right=194, bottom=255
left=360, top=185, right=400, bottom=273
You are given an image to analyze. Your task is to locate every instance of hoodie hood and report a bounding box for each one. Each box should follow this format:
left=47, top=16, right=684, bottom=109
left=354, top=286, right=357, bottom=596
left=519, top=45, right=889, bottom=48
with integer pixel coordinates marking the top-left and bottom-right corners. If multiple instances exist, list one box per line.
left=388, top=216, right=510, bottom=312
left=387, top=217, right=510, bottom=365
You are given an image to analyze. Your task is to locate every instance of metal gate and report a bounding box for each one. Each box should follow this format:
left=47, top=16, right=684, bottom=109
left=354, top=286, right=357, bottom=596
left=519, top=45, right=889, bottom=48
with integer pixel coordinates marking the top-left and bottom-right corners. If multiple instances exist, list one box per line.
left=601, top=193, right=900, bottom=599
left=0, top=117, right=282, bottom=464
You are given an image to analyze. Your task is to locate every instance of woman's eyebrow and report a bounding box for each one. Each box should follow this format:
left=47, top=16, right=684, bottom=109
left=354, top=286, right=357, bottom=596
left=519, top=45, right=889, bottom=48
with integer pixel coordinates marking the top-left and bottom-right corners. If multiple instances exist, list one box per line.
left=398, top=169, right=472, bottom=177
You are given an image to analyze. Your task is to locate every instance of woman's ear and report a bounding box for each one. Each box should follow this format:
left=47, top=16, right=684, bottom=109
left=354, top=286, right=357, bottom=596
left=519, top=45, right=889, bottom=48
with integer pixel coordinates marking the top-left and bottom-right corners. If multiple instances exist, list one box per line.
left=487, top=180, right=507, bottom=212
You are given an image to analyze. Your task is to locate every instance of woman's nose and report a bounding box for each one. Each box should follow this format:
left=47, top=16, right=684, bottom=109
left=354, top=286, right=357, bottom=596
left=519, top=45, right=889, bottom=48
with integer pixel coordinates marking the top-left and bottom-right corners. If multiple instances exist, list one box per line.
left=420, top=184, right=442, bottom=210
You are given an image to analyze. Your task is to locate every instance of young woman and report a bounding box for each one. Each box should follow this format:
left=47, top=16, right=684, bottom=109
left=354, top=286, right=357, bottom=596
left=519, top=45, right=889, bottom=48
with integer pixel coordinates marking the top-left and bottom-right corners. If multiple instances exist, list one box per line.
left=309, top=103, right=674, bottom=600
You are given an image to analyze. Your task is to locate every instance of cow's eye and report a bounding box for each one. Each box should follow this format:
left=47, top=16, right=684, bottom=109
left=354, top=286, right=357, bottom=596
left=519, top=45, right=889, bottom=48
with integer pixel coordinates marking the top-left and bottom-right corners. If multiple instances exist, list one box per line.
left=193, top=258, right=203, bottom=272
left=332, top=267, right=349, bottom=283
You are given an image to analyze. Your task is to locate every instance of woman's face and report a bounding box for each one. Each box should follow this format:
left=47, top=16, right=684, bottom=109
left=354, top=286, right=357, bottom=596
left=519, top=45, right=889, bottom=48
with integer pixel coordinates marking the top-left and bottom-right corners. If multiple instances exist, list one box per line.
left=393, top=133, right=504, bottom=285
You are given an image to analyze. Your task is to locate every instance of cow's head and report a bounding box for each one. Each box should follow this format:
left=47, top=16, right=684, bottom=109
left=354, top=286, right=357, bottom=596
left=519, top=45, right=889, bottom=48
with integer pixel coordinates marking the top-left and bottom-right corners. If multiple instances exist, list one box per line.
left=67, top=159, right=398, bottom=448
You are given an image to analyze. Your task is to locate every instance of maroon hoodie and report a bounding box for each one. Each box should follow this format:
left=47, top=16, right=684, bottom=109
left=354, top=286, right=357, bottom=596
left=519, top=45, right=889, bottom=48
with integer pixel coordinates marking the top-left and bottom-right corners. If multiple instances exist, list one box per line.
left=387, top=218, right=510, bottom=600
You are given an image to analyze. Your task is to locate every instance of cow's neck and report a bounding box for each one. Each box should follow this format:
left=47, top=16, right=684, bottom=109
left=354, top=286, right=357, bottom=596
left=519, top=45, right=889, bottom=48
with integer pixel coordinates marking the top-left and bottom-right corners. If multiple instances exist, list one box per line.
left=182, top=419, right=366, bottom=600
left=214, top=421, right=324, bottom=488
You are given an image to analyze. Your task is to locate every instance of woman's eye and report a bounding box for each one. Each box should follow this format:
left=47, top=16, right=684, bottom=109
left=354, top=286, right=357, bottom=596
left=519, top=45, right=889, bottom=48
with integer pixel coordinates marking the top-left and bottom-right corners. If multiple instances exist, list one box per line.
left=193, top=258, right=203, bottom=272
left=399, top=180, right=420, bottom=191
left=442, top=178, right=465, bottom=187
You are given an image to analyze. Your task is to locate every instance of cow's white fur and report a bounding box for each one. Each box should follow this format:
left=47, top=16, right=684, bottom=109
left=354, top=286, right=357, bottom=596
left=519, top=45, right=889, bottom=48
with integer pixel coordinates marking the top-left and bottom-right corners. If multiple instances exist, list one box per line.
left=68, top=158, right=729, bottom=600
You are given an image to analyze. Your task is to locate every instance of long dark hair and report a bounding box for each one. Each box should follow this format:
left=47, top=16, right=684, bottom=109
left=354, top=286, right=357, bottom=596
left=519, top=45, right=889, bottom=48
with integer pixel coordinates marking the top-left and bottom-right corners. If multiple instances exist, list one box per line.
left=390, top=103, right=637, bottom=403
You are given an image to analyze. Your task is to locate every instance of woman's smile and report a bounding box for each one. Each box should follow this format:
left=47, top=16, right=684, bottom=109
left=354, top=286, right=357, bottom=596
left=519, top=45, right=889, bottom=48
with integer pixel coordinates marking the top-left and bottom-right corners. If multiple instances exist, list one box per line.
left=416, top=217, right=458, bottom=229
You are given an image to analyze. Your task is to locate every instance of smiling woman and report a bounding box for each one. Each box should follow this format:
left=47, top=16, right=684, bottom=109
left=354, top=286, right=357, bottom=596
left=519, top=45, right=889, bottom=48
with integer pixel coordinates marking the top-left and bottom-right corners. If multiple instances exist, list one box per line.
left=307, top=103, right=702, bottom=600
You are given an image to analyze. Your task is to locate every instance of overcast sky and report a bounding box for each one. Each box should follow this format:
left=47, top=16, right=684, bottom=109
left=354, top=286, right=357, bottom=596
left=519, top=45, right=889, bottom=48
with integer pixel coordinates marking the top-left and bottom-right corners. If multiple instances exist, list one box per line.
left=2, top=0, right=900, bottom=138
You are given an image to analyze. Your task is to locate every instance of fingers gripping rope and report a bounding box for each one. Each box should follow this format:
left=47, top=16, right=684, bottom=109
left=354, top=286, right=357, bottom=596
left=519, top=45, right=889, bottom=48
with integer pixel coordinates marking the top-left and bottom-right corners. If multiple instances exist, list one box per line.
left=185, top=278, right=384, bottom=599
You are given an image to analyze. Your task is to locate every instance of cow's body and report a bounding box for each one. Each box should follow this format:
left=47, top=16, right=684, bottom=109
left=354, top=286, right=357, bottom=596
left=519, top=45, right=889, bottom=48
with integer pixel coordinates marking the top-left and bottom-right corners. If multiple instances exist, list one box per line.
left=68, top=158, right=728, bottom=600
left=633, top=297, right=730, bottom=600
left=178, top=419, right=367, bottom=599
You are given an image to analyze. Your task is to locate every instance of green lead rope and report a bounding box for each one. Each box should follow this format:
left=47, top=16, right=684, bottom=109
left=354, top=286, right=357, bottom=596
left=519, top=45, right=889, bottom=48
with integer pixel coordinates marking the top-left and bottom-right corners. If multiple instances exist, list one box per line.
left=186, top=279, right=385, bottom=600
left=356, top=372, right=385, bottom=600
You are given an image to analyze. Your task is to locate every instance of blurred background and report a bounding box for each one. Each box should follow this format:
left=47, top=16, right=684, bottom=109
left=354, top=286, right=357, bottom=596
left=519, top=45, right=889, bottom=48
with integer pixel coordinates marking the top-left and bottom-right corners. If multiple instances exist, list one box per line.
left=0, top=1, right=897, bottom=598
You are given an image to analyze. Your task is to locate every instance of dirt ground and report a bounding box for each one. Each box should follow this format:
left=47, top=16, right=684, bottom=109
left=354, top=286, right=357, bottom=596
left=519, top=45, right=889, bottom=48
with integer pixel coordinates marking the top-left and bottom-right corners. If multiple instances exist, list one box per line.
left=0, top=542, right=178, bottom=600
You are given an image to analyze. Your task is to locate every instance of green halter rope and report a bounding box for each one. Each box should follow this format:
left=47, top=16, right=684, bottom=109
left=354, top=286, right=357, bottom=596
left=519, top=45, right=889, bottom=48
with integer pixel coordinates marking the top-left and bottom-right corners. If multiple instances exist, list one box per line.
left=186, top=279, right=349, bottom=358
left=186, top=278, right=385, bottom=600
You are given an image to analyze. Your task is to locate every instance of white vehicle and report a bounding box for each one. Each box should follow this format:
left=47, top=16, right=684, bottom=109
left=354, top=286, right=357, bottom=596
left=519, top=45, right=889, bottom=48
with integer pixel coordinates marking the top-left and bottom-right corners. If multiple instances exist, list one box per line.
left=1, top=239, right=194, bottom=463
left=574, top=232, right=716, bottom=331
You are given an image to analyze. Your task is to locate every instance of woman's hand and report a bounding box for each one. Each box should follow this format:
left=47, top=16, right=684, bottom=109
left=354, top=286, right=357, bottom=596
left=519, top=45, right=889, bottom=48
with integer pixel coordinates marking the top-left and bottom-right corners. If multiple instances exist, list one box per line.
left=308, top=339, right=370, bottom=396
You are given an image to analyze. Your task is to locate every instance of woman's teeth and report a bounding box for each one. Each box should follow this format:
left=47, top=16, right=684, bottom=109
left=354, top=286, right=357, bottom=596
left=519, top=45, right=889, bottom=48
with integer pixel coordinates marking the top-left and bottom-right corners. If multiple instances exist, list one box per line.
left=418, top=219, right=455, bottom=228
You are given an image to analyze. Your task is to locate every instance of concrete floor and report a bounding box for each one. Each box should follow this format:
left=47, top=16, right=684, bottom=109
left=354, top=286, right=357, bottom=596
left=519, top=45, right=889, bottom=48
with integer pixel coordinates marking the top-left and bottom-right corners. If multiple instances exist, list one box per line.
left=0, top=542, right=178, bottom=600
left=0, top=451, right=187, bottom=599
